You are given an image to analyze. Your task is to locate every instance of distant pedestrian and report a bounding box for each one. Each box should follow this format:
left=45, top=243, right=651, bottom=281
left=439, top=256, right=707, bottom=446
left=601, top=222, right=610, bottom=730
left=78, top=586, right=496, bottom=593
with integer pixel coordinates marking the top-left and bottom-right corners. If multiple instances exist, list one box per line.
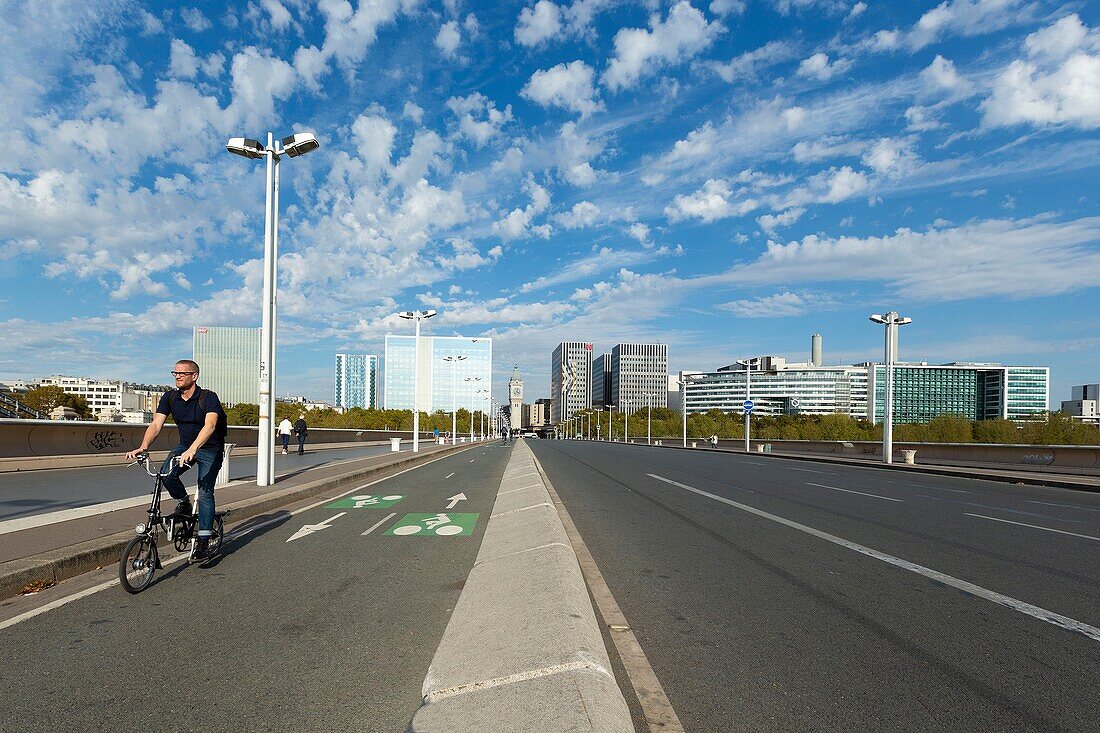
left=710, top=434, right=718, bottom=448
left=278, top=417, right=293, bottom=454
left=294, top=414, right=308, bottom=455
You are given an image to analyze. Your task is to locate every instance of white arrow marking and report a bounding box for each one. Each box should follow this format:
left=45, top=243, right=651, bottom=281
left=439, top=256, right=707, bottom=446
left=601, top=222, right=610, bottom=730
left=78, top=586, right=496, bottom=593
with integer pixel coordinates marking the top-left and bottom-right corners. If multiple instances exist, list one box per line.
left=286, top=512, right=346, bottom=543
left=445, top=493, right=467, bottom=509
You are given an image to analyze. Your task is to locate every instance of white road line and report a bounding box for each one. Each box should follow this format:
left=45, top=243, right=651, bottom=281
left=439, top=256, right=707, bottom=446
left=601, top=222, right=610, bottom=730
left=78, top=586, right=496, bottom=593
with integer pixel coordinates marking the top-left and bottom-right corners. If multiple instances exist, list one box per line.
left=445, top=472, right=455, bottom=479
left=1029, top=500, right=1100, bottom=513
left=469, top=459, right=476, bottom=463
left=784, top=466, right=831, bottom=474
left=964, top=513, right=1100, bottom=542
left=647, top=473, right=1100, bottom=643
left=362, top=512, right=397, bottom=536
left=1, top=450, right=462, bottom=630
left=806, top=482, right=903, bottom=503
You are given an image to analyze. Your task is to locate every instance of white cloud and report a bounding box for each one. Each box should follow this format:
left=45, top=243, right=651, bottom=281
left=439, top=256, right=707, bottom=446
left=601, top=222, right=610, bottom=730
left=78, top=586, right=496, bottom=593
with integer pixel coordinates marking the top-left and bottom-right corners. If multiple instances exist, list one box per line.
left=719, top=291, right=830, bottom=318
left=756, top=207, right=805, bottom=234
left=520, top=246, right=676, bottom=292
left=796, top=52, right=852, bottom=81
left=920, top=55, right=972, bottom=97
left=435, top=20, right=462, bottom=59
left=861, top=138, right=918, bottom=177
left=515, top=0, right=562, bottom=46
left=403, top=101, right=424, bottom=124
left=351, top=114, right=398, bottom=175
left=492, top=178, right=552, bottom=241
left=847, top=2, right=867, bottom=20
left=140, top=10, right=164, bottom=36
left=260, top=0, right=293, bottom=30
left=228, top=46, right=297, bottom=130
left=782, top=166, right=869, bottom=207
left=709, top=215, right=1100, bottom=299
left=602, top=1, right=724, bottom=91
left=391, top=131, right=450, bottom=188
left=982, top=16, right=1100, bottom=130
left=292, top=0, right=411, bottom=86
left=705, top=40, right=798, bottom=83
left=555, top=122, right=606, bottom=187
left=665, top=179, right=759, bottom=223
left=792, top=136, right=867, bottom=163
left=628, top=222, right=650, bottom=246
left=180, top=7, right=212, bottom=32
left=555, top=200, right=600, bottom=229
left=521, top=60, right=602, bottom=117
left=709, top=0, right=746, bottom=15
left=878, top=0, right=1037, bottom=52
left=168, top=39, right=200, bottom=79
left=446, top=93, right=513, bottom=146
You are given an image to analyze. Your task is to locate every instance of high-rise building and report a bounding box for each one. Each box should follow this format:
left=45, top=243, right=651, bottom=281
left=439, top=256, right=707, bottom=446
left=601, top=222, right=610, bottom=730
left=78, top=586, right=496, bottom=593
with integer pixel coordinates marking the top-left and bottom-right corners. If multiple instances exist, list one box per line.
left=592, top=354, right=611, bottom=407
left=334, top=354, right=378, bottom=409
left=1062, top=384, right=1099, bottom=425
left=611, top=343, right=669, bottom=411
left=551, top=342, right=593, bottom=423
left=524, top=398, right=551, bottom=428
left=384, top=335, right=492, bottom=412
left=192, top=326, right=259, bottom=406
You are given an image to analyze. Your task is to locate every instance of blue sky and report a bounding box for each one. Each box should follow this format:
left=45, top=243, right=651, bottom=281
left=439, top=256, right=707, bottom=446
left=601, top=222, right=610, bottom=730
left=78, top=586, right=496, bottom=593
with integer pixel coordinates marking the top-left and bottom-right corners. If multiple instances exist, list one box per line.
left=1, top=0, right=1098, bottom=405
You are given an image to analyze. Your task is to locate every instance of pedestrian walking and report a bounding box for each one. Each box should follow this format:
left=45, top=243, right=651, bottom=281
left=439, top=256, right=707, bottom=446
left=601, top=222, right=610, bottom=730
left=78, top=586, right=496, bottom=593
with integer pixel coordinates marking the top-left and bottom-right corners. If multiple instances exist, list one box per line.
left=294, top=413, right=308, bottom=455
left=278, top=416, right=293, bottom=455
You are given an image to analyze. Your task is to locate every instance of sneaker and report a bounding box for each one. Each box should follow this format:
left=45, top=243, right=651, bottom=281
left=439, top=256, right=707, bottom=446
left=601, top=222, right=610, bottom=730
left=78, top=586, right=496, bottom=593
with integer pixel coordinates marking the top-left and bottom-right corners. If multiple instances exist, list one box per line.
left=192, top=538, right=210, bottom=561
left=174, top=501, right=193, bottom=517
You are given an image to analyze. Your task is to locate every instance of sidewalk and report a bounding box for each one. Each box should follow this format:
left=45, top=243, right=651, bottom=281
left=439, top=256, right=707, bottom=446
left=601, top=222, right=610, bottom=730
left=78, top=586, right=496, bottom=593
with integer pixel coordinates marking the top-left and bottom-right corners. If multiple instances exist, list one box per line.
left=0, top=441, right=473, bottom=600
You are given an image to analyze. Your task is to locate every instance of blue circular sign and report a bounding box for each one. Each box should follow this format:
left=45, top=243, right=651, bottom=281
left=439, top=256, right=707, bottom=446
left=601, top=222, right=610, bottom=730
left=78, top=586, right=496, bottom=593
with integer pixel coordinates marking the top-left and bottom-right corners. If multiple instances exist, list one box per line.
left=743, top=399, right=754, bottom=412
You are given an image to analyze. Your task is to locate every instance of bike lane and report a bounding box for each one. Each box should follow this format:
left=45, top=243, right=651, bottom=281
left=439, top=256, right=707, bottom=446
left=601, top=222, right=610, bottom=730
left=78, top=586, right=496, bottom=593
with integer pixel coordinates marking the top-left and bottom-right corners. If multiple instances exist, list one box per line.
left=0, top=443, right=511, bottom=733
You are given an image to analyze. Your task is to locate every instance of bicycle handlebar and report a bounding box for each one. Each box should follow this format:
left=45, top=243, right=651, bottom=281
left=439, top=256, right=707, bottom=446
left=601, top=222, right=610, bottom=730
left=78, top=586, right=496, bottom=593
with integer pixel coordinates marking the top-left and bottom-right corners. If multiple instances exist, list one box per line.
left=129, top=452, right=182, bottom=477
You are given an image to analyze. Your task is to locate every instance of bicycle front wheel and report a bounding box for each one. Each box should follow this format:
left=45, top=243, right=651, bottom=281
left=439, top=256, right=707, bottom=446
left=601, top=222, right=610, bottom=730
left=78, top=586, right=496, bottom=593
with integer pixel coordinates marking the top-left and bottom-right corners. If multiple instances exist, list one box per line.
left=119, top=535, right=157, bottom=594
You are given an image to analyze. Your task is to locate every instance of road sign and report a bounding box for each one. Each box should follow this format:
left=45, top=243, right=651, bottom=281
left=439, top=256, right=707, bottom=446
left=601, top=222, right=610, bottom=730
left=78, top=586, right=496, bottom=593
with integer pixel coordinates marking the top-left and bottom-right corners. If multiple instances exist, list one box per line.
left=326, top=494, right=404, bottom=509
left=386, top=513, right=479, bottom=537
left=743, top=399, right=754, bottom=413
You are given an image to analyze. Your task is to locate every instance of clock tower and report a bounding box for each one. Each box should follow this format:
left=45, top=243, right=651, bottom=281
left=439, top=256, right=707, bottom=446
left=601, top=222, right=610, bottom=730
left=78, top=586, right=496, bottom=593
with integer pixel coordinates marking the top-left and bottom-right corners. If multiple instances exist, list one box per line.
left=508, top=364, right=523, bottom=433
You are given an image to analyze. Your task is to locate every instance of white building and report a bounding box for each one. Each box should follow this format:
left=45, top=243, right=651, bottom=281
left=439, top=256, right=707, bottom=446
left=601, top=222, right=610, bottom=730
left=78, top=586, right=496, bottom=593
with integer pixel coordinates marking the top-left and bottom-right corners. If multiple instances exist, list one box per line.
left=1062, top=384, right=1100, bottom=425
left=551, top=341, right=593, bottom=423
left=37, top=375, right=140, bottom=417
left=335, top=353, right=379, bottom=409
left=611, top=343, right=669, bottom=411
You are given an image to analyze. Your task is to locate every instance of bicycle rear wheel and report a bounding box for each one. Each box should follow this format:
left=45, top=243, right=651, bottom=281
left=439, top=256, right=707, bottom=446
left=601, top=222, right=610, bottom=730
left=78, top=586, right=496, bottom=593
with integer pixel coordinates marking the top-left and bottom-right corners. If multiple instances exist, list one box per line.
left=119, top=535, right=157, bottom=593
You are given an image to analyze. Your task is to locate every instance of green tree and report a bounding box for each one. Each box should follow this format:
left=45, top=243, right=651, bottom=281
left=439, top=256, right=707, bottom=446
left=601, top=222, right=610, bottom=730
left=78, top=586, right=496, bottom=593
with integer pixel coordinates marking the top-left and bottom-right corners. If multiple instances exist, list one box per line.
left=19, top=386, right=93, bottom=418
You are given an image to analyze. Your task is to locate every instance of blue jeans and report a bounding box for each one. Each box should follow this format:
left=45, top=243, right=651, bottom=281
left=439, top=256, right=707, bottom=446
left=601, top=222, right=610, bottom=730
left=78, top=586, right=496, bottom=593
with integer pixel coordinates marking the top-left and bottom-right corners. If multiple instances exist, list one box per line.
left=281, top=434, right=290, bottom=451
left=161, top=444, right=223, bottom=537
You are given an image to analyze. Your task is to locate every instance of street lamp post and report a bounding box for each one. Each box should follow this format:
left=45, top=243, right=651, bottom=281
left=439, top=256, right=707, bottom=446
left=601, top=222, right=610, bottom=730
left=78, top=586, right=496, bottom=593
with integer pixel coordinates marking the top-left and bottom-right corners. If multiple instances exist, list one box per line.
left=870, top=311, right=912, bottom=464
left=444, top=355, right=467, bottom=445
left=624, top=400, right=630, bottom=443
left=465, top=377, right=481, bottom=441
left=226, top=131, right=320, bottom=487
left=736, top=359, right=758, bottom=453
left=680, top=374, right=695, bottom=448
left=397, top=309, right=437, bottom=452
left=607, top=405, right=613, bottom=442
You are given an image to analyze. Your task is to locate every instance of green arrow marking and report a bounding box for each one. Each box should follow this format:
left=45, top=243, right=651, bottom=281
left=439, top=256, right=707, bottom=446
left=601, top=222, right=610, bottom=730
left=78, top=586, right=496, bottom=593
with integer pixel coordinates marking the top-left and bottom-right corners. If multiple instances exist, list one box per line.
left=386, top=513, right=479, bottom=537
left=326, top=494, right=405, bottom=509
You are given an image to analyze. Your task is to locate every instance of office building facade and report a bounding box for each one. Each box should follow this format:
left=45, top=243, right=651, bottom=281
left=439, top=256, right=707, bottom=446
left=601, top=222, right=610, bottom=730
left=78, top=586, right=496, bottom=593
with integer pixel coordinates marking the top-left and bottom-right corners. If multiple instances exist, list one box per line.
left=551, top=341, right=593, bottom=423
left=1062, top=384, right=1099, bottom=425
left=384, top=335, right=492, bottom=413
left=334, top=353, right=378, bottom=409
left=611, top=343, right=669, bottom=411
left=866, top=363, right=1049, bottom=423
left=36, top=375, right=140, bottom=417
left=683, top=358, right=869, bottom=419
left=192, top=326, right=259, bottom=406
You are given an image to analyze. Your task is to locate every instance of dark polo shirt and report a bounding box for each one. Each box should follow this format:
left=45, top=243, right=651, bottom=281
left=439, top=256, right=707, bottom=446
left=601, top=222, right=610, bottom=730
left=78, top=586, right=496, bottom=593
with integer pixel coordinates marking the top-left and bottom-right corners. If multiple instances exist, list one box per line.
left=157, top=387, right=226, bottom=452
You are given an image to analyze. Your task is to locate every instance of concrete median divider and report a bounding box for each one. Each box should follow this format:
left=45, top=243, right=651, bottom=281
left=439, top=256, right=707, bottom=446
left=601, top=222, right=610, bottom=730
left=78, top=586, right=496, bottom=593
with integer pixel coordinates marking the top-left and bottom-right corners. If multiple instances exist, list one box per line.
left=408, top=439, right=633, bottom=733
left=0, top=442, right=473, bottom=601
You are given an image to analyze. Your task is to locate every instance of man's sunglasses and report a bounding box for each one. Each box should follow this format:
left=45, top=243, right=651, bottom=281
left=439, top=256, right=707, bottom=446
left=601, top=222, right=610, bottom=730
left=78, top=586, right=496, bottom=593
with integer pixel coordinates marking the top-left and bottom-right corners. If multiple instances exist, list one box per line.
left=171, top=371, right=197, bottom=376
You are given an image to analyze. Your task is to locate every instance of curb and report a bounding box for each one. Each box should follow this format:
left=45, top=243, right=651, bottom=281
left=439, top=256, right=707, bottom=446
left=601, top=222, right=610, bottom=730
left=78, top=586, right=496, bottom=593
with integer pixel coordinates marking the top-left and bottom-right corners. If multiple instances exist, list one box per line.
left=0, top=443, right=475, bottom=601
left=591, top=439, right=1100, bottom=492
left=407, top=440, right=633, bottom=733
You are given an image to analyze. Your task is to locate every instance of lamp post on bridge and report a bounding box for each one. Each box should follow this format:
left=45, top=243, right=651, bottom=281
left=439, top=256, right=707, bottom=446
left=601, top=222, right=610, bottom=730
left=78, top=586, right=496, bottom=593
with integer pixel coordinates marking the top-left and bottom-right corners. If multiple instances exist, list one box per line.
left=225, top=131, right=320, bottom=487
left=396, top=309, right=437, bottom=453
left=444, top=355, right=467, bottom=445
left=870, top=311, right=912, bottom=464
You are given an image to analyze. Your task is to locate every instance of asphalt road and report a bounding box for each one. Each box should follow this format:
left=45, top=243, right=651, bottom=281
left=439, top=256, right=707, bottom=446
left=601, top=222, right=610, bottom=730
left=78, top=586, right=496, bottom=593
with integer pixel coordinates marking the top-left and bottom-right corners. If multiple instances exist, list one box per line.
left=529, top=441, right=1100, bottom=733
left=0, top=443, right=510, bottom=732
left=0, top=443, right=401, bottom=521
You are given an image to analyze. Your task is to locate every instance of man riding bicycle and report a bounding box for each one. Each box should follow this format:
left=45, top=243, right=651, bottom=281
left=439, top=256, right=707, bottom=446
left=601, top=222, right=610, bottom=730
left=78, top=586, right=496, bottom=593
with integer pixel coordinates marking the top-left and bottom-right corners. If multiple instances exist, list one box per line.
left=126, top=359, right=228, bottom=561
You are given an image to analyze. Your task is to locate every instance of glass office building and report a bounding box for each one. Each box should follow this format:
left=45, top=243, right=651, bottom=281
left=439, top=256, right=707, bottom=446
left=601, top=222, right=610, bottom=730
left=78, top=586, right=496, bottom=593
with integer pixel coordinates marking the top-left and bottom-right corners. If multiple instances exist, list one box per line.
left=384, top=335, right=492, bottom=413
left=192, top=326, right=259, bottom=406
left=335, top=354, right=378, bottom=409
left=867, top=363, right=1048, bottom=423
left=611, top=343, right=669, bottom=410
